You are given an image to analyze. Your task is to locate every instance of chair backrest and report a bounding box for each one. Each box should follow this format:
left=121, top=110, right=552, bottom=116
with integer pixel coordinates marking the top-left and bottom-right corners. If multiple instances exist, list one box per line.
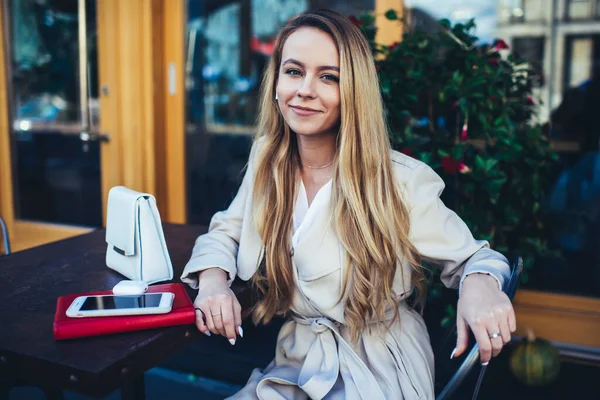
left=0, top=216, right=11, bottom=255
left=436, top=257, right=524, bottom=400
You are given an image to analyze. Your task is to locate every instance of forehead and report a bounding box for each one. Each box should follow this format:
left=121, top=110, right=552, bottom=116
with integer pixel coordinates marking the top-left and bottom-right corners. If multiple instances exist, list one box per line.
left=281, top=27, right=339, bottom=67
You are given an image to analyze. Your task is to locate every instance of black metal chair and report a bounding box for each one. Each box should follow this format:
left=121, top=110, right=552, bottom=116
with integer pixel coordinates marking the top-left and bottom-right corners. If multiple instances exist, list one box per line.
left=436, top=257, right=524, bottom=400
left=0, top=216, right=10, bottom=255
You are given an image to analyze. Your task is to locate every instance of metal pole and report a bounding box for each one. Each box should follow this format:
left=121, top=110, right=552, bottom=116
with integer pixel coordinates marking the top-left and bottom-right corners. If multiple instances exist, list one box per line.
left=78, top=0, right=89, bottom=133
left=547, top=0, right=559, bottom=127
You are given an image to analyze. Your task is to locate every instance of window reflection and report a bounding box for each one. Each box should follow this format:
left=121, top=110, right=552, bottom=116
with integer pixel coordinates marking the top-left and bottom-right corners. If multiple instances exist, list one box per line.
left=11, top=0, right=77, bottom=124
left=6, top=0, right=102, bottom=226
left=187, top=0, right=308, bottom=132
left=568, top=0, right=596, bottom=20
left=406, top=0, right=600, bottom=297
left=10, top=0, right=98, bottom=130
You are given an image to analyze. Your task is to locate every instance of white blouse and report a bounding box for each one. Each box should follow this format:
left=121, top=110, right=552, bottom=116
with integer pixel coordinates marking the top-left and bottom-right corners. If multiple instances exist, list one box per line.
left=292, top=178, right=333, bottom=248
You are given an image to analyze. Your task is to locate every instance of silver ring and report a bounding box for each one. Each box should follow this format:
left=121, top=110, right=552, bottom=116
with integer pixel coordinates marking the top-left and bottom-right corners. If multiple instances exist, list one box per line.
left=211, top=312, right=221, bottom=317
left=489, top=332, right=501, bottom=339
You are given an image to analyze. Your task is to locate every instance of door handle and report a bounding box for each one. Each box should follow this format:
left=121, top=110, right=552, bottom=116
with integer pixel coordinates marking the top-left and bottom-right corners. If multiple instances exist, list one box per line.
left=80, top=131, right=110, bottom=143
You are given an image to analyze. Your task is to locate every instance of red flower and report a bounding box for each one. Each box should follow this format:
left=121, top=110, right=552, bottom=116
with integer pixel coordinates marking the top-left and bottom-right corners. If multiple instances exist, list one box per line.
left=460, top=123, right=468, bottom=140
left=493, top=39, right=510, bottom=50
left=459, top=163, right=471, bottom=174
left=388, top=42, right=400, bottom=52
left=526, top=95, right=535, bottom=105
left=400, top=147, right=414, bottom=157
left=349, top=16, right=362, bottom=27
left=441, top=156, right=463, bottom=174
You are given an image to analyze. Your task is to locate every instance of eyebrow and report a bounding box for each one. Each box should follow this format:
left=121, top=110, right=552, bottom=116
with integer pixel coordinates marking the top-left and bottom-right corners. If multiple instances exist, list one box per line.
left=281, top=58, right=340, bottom=72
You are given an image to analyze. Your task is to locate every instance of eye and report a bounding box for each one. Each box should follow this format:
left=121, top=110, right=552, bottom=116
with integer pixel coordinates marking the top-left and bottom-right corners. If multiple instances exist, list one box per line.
left=285, top=68, right=302, bottom=76
left=322, top=74, right=339, bottom=82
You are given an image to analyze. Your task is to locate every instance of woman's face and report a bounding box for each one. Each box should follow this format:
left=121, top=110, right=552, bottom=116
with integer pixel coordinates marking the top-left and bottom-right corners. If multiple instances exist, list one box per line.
left=276, top=27, right=341, bottom=137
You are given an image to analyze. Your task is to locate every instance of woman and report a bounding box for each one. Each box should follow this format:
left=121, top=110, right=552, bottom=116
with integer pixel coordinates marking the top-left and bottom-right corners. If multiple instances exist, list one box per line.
left=181, top=9, right=516, bottom=400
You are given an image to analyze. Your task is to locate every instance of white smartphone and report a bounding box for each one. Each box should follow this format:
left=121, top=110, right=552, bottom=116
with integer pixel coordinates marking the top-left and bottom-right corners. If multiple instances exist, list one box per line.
left=66, top=292, right=174, bottom=318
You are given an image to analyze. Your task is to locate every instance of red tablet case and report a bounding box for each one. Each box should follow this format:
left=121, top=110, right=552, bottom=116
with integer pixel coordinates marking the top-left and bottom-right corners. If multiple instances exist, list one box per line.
left=53, top=283, right=196, bottom=340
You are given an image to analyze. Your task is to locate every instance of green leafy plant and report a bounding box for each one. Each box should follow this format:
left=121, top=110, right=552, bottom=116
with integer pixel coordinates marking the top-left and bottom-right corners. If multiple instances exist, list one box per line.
left=351, top=13, right=560, bottom=305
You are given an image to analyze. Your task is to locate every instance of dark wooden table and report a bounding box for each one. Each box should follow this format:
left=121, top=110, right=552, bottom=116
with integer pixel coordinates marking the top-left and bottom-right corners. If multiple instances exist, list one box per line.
left=0, top=223, right=220, bottom=400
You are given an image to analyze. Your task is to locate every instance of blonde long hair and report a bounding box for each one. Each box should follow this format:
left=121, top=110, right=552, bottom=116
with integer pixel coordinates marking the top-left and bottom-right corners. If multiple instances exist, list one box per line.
left=250, top=10, right=426, bottom=341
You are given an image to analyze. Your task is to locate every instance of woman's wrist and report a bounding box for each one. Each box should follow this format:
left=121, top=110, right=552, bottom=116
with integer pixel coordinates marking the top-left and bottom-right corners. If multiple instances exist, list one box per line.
left=462, top=272, right=500, bottom=290
left=198, top=267, right=229, bottom=289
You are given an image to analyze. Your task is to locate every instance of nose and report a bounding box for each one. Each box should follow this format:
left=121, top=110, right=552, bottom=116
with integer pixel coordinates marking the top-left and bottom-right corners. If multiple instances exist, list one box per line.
left=296, top=75, right=317, bottom=99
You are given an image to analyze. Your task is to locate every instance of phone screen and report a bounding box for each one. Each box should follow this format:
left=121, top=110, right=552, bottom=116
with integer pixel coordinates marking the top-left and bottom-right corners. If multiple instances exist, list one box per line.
left=80, top=294, right=163, bottom=311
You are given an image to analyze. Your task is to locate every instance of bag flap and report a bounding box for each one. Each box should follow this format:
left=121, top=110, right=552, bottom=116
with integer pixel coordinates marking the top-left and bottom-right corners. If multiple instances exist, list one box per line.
left=106, top=186, right=151, bottom=256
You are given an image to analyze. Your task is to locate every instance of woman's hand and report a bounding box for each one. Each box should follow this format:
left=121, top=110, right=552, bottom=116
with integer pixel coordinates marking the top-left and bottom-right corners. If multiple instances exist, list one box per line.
left=452, top=273, right=516, bottom=364
left=194, top=268, right=243, bottom=345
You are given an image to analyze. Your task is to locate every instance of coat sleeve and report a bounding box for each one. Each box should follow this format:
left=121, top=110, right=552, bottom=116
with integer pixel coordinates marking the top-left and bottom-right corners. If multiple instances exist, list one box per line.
left=403, top=162, right=510, bottom=294
left=180, top=146, right=257, bottom=289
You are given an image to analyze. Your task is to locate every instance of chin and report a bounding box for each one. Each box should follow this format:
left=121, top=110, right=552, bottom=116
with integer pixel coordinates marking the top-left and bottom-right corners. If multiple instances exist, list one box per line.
left=288, top=122, right=336, bottom=137
left=293, top=129, right=323, bottom=136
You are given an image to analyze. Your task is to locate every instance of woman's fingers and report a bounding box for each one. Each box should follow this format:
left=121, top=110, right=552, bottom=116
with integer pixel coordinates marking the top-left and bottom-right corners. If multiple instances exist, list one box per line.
left=193, top=288, right=243, bottom=344
left=485, top=305, right=513, bottom=358
left=489, top=326, right=505, bottom=358
left=507, top=306, right=517, bottom=333
left=499, top=312, right=512, bottom=345
left=209, top=299, right=226, bottom=337
left=193, top=307, right=211, bottom=336
left=233, top=299, right=243, bottom=338
left=221, top=298, right=238, bottom=345
left=198, top=302, right=218, bottom=335
left=470, top=319, right=493, bottom=364
left=472, top=317, right=510, bottom=363
left=452, top=316, right=469, bottom=358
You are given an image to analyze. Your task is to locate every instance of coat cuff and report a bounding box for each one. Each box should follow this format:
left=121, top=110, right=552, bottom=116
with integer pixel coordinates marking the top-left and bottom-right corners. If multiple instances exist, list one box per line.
left=458, top=262, right=506, bottom=296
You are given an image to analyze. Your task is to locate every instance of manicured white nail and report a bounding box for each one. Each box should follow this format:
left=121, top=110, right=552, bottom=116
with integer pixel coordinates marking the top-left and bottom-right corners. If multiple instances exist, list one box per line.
left=237, top=326, right=244, bottom=338
left=450, top=348, right=457, bottom=359
left=481, top=361, right=489, bottom=366
left=229, top=338, right=236, bottom=345
left=203, top=331, right=211, bottom=337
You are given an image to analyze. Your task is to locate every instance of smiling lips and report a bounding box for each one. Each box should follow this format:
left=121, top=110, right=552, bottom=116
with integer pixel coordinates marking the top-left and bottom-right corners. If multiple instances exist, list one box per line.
left=290, top=105, right=322, bottom=116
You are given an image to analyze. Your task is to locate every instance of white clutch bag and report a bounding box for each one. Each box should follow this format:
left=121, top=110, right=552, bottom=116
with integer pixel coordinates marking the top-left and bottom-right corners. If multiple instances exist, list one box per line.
left=105, top=186, right=173, bottom=284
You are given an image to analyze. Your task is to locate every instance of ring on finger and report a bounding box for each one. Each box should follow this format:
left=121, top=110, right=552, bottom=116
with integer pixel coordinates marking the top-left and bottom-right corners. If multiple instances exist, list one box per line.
left=488, top=332, right=501, bottom=339
left=211, top=312, right=222, bottom=317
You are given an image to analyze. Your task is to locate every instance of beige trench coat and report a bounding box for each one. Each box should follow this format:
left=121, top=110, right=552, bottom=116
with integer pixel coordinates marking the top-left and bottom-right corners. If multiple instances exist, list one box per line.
left=181, top=146, right=510, bottom=400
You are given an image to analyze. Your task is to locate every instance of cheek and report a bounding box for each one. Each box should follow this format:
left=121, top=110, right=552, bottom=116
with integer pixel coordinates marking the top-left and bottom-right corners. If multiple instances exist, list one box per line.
left=277, top=77, right=298, bottom=98
left=324, top=90, right=341, bottom=117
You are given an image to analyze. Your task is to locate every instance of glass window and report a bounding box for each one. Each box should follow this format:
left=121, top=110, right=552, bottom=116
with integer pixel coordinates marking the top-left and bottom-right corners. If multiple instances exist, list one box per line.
left=402, top=1, right=600, bottom=298
left=513, top=36, right=545, bottom=74
left=185, top=0, right=374, bottom=225
left=497, top=0, right=524, bottom=25
left=523, top=0, right=547, bottom=22
left=6, top=0, right=102, bottom=226
left=567, top=37, right=594, bottom=87
left=568, top=0, right=594, bottom=20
